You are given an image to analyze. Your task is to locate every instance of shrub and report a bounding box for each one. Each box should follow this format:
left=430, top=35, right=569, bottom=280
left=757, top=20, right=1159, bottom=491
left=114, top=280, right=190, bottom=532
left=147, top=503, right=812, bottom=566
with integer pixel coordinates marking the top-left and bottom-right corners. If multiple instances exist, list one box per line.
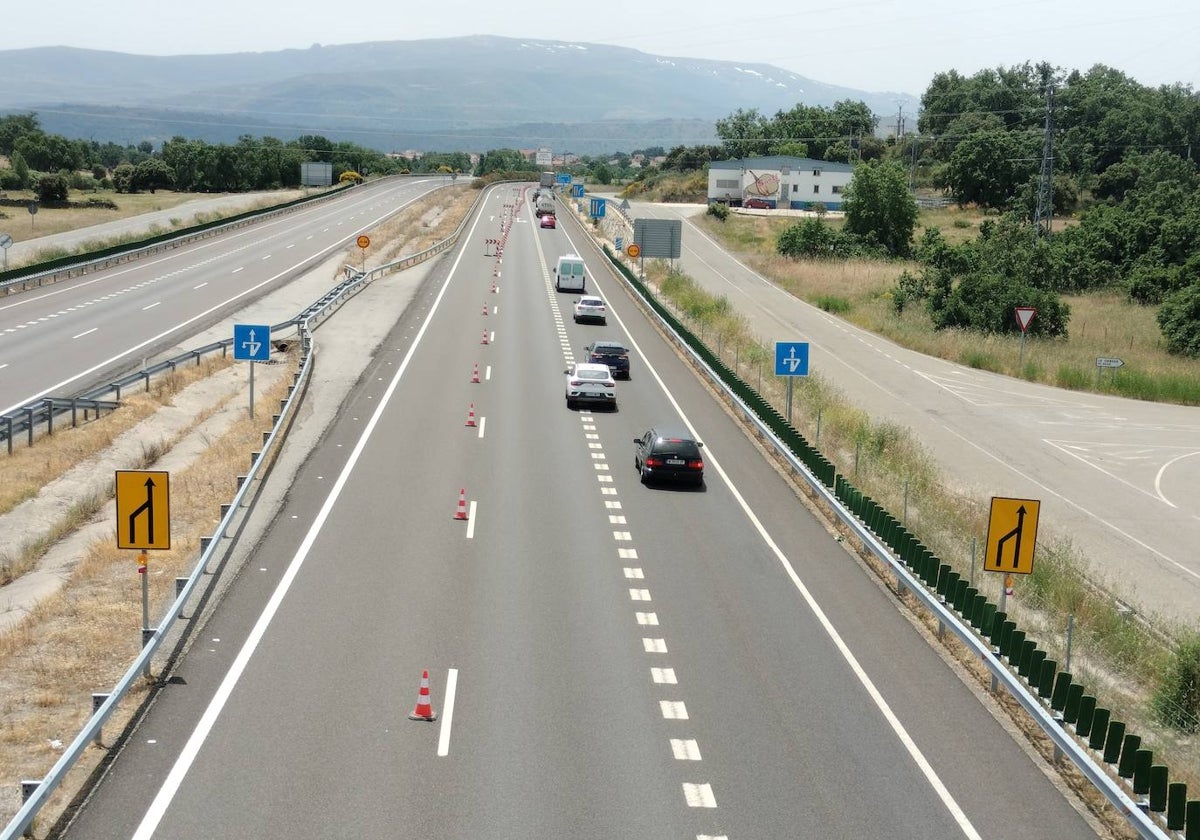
left=36, top=173, right=69, bottom=202
left=707, top=201, right=729, bottom=221
left=1154, top=635, right=1200, bottom=733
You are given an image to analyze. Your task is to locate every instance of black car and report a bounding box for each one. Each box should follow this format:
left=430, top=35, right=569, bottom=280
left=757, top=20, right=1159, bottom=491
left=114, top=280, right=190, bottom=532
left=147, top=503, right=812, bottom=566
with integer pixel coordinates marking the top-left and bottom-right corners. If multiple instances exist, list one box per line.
left=634, top=425, right=705, bottom=486
left=584, top=340, right=630, bottom=379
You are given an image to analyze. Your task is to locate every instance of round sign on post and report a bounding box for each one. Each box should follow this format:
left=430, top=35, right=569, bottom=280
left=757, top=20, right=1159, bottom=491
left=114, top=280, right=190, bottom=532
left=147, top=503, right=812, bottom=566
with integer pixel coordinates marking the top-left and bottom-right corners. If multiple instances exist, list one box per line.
left=626, top=243, right=641, bottom=259
left=356, top=235, right=371, bottom=249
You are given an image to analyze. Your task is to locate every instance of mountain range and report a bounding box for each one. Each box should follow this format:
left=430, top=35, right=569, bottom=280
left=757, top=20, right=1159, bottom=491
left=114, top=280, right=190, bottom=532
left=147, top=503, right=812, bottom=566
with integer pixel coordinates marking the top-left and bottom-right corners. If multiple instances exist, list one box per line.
left=0, top=36, right=920, bottom=154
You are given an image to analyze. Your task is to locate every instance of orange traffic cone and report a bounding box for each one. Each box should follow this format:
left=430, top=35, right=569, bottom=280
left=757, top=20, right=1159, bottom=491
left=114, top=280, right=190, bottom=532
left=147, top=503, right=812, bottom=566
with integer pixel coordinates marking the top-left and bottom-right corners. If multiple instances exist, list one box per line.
left=470, top=363, right=480, bottom=383
left=481, top=329, right=489, bottom=345
left=453, top=488, right=469, bottom=520
left=408, top=669, right=438, bottom=721
left=465, top=404, right=477, bottom=427
left=490, top=280, right=498, bottom=293
left=482, top=302, right=489, bottom=316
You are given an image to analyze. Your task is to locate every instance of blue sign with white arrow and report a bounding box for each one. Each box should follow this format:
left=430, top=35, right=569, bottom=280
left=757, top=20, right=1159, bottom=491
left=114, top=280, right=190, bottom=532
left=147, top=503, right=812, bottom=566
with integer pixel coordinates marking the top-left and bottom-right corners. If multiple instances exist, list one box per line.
left=589, top=197, right=607, bottom=218
left=774, top=341, right=810, bottom=376
left=234, top=324, right=271, bottom=361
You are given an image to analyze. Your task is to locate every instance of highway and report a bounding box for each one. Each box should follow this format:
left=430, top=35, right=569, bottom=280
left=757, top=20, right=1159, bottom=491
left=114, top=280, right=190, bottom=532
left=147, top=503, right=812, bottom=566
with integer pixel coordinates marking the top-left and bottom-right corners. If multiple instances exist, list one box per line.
left=0, top=177, right=448, bottom=416
left=621, top=200, right=1200, bottom=627
left=58, top=185, right=1096, bottom=838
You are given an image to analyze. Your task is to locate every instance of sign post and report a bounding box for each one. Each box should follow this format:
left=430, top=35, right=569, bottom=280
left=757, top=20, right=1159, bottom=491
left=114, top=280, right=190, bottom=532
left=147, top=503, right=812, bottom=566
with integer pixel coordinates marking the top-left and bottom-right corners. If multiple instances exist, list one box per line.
left=1095, top=356, right=1124, bottom=385
left=1014, top=306, right=1037, bottom=367
left=116, top=469, right=171, bottom=676
left=356, top=234, right=370, bottom=274
left=233, top=324, right=271, bottom=417
left=774, top=341, right=811, bottom=424
left=0, top=232, right=11, bottom=270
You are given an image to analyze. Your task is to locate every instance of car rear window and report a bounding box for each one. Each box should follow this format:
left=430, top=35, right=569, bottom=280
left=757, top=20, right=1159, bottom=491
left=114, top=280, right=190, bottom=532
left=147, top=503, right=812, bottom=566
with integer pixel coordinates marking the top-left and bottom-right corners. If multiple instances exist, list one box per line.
left=653, top=439, right=701, bottom=458
left=593, top=345, right=625, bottom=355
left=578, top=370, right=609, bottom=380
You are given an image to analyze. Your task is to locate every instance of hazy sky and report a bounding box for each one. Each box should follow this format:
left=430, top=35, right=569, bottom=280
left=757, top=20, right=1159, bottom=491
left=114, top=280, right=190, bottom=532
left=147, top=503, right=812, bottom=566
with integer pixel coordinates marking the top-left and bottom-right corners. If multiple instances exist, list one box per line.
left=3, top=0, right=1197, bottom=97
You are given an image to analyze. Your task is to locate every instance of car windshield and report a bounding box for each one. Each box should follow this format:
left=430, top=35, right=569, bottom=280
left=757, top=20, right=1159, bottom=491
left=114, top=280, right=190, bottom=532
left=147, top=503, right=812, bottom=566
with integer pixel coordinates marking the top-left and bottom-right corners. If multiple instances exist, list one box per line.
left=577, top=370, right=609, bottom=380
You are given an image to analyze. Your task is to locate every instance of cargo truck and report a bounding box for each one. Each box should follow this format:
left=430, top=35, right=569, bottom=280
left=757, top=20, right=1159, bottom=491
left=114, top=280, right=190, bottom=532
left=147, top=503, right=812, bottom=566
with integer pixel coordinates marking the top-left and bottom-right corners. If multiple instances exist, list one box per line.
left=540, top=171, right=555, bottom=188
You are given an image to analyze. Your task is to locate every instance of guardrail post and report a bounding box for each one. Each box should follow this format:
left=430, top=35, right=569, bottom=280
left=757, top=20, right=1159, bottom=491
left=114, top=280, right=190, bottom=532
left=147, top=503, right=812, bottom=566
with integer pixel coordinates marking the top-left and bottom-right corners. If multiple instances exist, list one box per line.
left=1133, top=749, right=1153, bottom=797
left=1166, top=783, right=1186, bottom=829
left=1186, top=800, right=1200, bottom=839
left=1088, top=707, right=1110, bottom=751
left=26, top=407, right=35, bottom=447
left=6, top=416, right=13, bottom=454
left=1117, top=731, right=1141, bottom=778
left=92, top=693, right=109, bottom=745
left=45, top=399, right=54, bottom=436
left=220, top=503, right=231, bottom=519
left=20, top=780, right=40, bottom=835
left=71, top=398, right=78, bottom=428
left=1103, top=720, right=1126, bottom=765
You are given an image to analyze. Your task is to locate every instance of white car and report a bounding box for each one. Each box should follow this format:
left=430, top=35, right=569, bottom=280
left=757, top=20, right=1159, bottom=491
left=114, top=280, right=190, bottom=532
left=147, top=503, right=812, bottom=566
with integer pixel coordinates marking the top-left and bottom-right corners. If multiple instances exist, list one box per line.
left=564, top=362, right=617, bottom=410
left=573, top=295, right=607, bottom=324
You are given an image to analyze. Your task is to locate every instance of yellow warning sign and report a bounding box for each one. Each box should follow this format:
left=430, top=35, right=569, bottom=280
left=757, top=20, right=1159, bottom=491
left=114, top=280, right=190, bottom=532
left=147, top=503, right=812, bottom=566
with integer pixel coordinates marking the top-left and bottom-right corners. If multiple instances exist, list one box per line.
left=115, top=470, right=171, bottom=550
left=983, top=496, right=1040, bottom=575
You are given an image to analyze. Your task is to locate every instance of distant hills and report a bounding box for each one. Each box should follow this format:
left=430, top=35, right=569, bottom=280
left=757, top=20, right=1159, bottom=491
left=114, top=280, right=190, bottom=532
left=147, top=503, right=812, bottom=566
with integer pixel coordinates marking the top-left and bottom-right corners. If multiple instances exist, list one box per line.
left=0, top=36, right=920, bottom=154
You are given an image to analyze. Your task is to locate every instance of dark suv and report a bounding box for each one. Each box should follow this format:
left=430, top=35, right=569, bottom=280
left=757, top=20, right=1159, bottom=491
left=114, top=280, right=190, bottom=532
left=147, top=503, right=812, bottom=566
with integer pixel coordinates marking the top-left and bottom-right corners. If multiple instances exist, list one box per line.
left=584, top=340, right=630, bottom=380
left=633, top=425, right=705, bottom=486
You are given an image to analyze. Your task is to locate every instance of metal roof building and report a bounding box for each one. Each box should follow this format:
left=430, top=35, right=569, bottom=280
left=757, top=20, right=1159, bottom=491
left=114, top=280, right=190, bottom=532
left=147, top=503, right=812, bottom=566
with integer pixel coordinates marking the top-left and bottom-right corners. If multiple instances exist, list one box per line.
left=708, top=156, right=855, bottom=210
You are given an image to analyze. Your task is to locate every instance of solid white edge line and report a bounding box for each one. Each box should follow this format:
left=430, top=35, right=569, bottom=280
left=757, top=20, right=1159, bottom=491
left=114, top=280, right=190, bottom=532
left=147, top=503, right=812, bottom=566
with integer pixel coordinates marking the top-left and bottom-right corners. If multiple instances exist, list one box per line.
left=129, top=185, right=496, bottom=840
left=437, top=668, right=458, bottom=757
left=588, top=259, right=983, bottom=840
left=465, top=501, right=477, bottom=539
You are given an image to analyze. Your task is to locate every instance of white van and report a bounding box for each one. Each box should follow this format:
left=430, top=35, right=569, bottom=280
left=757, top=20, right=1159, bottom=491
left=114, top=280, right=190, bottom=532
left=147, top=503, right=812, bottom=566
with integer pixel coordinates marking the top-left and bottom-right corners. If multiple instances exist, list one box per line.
left=554, top=254, right=586, bottom=292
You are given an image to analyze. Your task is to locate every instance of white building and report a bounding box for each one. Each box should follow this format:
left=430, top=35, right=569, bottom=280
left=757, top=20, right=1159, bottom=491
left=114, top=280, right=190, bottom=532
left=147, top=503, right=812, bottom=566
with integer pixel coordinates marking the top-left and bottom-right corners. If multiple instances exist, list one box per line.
left=707, top=156, right=855, bottom=211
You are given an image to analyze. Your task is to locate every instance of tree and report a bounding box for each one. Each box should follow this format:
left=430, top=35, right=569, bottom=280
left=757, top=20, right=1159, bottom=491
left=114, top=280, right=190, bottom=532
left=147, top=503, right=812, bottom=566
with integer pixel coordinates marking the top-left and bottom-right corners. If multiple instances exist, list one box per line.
left=10, top=149, right=30, bottom=187
left=112, top=162, right=136, bottom=193
left=0, top=113, right=39, bottom=156
left=842, top=161, right=919, bottom=257
left=133, top=158, right=175, bottom=192
left=715, top=108, right=770, bottom=159
left=36, top=173, right=69, bottom=202
left=1157, top=284, right=1200, bottom=357
left=945, top=130, right=1036, bottom=208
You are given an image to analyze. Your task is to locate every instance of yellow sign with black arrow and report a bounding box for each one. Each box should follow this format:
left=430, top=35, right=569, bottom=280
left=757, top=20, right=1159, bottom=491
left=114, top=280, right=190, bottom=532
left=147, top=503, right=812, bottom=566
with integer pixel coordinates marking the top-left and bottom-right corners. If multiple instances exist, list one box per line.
left=983, top=496, right=1040, bottom=575
left=115, top=470, right=171, bottom=550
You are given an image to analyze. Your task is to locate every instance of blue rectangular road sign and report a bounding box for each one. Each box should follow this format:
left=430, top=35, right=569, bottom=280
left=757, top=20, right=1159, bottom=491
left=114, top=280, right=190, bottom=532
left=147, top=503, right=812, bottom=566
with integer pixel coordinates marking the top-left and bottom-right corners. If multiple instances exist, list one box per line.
left=774, top=341, right=810, bottom=376
left=572, top=184, right=585, bottom=198
left=233, top=324, right=271, bottom=361
left=557, top=173, right=572, bottom=185
left=589, top=198, right=607, bottom=218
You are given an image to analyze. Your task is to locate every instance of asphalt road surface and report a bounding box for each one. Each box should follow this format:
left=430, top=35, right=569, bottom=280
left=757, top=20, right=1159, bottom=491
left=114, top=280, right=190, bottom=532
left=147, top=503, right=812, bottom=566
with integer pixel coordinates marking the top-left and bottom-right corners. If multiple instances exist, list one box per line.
left=58, top=185, right=1097, bottom=839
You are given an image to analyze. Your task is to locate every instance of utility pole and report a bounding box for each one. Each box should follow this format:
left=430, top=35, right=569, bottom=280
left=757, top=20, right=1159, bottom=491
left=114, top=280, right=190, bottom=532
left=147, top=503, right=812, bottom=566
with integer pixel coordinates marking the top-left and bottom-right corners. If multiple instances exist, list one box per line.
left=896, top=105, right=904, bottom=140
left=1033, top=86, right=1055, bottom=241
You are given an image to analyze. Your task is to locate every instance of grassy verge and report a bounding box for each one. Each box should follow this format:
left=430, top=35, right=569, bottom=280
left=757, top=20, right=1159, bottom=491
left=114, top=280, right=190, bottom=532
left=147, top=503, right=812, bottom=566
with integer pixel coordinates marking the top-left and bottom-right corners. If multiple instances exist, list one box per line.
left=635, top=258, right=1199, bottom=800
left=693, top=212, right=1200, bottom=405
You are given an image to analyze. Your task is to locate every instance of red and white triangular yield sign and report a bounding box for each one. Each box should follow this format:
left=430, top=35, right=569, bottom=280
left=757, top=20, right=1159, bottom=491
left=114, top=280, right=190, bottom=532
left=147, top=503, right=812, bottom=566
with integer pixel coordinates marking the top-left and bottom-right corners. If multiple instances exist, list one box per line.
left=1014, top=306, right=1037, bottom=332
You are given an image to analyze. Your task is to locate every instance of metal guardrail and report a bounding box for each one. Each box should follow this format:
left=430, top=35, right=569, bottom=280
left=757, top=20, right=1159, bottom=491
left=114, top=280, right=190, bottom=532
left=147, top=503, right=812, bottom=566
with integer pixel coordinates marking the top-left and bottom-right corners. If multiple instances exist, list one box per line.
left=0, top=186, right=355, bottom=296
left=0, top=179, right=468, bottom=454
left=591, top=243, right=1170, bottom=840
left=0, top=181, right=495, bottom=840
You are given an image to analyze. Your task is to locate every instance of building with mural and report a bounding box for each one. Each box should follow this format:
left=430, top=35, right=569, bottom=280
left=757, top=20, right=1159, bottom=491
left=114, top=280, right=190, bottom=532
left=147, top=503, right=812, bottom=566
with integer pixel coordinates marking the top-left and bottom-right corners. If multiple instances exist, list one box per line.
left=706, top=156, right=855, bottom=210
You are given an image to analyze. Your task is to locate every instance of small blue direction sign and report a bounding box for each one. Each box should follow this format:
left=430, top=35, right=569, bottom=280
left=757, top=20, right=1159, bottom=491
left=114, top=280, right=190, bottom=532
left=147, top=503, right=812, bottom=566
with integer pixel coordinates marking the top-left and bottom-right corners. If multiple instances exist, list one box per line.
left=557, top=173, right=572, bottom=185
left=590, top=197, right=607, bottom=218
left=774, top=341, right=810, bottom=376
left=572, top=184, right=585, bottom=198
left=234, top=324, right=270, bottom=361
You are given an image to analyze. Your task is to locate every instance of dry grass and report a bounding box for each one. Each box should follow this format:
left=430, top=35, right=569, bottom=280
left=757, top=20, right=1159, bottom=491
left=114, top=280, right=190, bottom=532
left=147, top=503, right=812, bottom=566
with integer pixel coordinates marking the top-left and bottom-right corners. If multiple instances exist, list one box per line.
left=0, top=361, right=296, bottom=831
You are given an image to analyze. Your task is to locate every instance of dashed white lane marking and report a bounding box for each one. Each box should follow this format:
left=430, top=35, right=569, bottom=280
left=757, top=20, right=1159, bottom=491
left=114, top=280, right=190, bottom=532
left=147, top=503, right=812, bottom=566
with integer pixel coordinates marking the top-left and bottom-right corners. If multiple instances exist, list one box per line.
left=629, top=589, right=651, bottom=601
left=636, top=612, right=659, bottom=626
left=683, top=783, right=717, bottom=808
left=652, top=667, right=677, bottom=685
left=671, top=739, right=702, bottom=760
left=643, top=638, right=668, bottom=653
left=231, top=267, right=244, bottom=273
left=660, top=701, right=689, bottom=720
left=601, top=487, right=617, bottom=496
left=613, top=531, right=631, bottom=540
left=261, top=254, right=272, bottom=261
left=142, top=302, right=161, bottom=310
left=477, top=416, right=486, bottom=439
left=623, top=568, right=644, bottom=579
left=591, top=452, right=606, bottom=460
left=699, top=834, right=729, bottom=838
left=485, top=365, right=492, bottom=381
left=465, top=501, right=477, bottom=539
left=72, top=328, right=98, bottom=339
left=618, top=548, right=638, bottom=559
left=193, top=282, right=208, bottom=289
left=605, top=501, right=622, bottom=510
left=609, top=515, right=627, bottom=524
left=597, top=475, right=613, bottom=483
left=437, top=668, right=458, bottom=757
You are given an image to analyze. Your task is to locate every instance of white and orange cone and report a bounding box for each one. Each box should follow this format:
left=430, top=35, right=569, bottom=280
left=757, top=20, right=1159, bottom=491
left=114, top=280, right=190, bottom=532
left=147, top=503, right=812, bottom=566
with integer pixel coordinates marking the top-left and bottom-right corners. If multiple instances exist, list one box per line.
left=481, top=329, right=489, bottom=345
left=470, top=363, right=480, bottom=384
left=408, top=669, right=438, bottom=721
left=482, top=302, right=489, bottom=316
left=465, top=404, right=477, bottom=427
left=453, top=488, right=469, bottom=520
